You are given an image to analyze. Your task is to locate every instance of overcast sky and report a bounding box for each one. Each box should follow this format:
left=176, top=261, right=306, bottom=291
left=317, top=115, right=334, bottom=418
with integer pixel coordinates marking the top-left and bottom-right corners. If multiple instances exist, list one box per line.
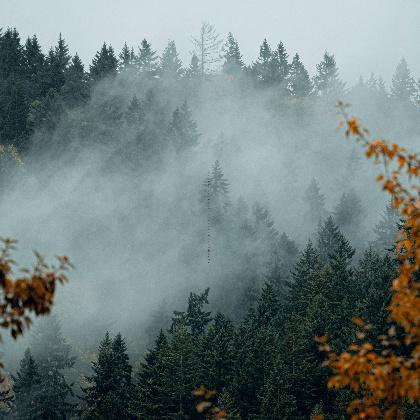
left=2, top=0, right=419, bottom=85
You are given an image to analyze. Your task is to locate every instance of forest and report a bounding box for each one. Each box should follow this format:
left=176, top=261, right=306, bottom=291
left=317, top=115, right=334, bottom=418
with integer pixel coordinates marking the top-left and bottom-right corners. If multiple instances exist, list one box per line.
left=0, top=20, right=419, bottom=419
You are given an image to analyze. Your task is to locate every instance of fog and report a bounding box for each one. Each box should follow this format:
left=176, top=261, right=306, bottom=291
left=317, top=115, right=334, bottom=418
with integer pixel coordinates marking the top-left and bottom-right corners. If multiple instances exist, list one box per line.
left=3, top=0, right=420, bottom=84
left=0, top=6, right=419, bottom=376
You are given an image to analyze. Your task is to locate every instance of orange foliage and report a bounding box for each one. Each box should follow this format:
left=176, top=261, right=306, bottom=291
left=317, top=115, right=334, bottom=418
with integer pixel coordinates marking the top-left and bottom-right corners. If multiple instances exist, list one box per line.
left=320, top=102, right=420, bottom=419
left=194, top=385, right=227, bottom=419
left=0, top=238, right=72, bottom=343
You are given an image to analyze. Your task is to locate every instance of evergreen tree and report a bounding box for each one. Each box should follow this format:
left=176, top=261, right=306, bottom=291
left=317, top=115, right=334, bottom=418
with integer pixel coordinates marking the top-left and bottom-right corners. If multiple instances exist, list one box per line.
left=313, top=51, right=345, bottom=96
left=167, top=101, right=199, bottom=151
left=82, top=332, right=133, bottom=419
left=30, top=316, right=76, bottom=419
left=371, top=202, right=401, bottom=253
left=159, top=40, right=183, bottom=79
left=125, top=94, right=144, bottom=127
left=272, top=41, right=289, bottom=87
left=252, top=39, right=276, bottom=85
left=133, top=330, right=169, bottom=418
left=185, top=53, right=200, bottom=79
left=0, top=28, right=24, bottom=80
left=222, top=33, right=244, bottom=76
left=136, top=39, right=158, bottom=76
left=118, top=42, right=135, bottom=71
left=304, top=178, right=327, bottom=228
left=288, top=53, right=312, bottom=96
left=13, top=349, right=43, bottom=419
left=23, top=35, right=46, bottom=99
left=200, top=160, right=230, bottom=221
left=89, top=42, right=118, bottom=81
left=333, top=190, right=364, bottom=245
left=200, top=313, right=235, bottom=392
left=44, top=33, right=71, bottom=92
left=391, top=58, right=415, bottom=102
left=62, top=53, right=89, bottom=106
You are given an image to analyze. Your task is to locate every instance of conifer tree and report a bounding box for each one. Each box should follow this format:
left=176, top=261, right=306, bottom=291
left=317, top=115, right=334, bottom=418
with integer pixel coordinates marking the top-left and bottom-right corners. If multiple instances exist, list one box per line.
left=288, top=53, right=312, bottom=96
left=82, top=332, right=133, bottom=419
left=89, top=42, right=118, bottom=81
left=371, top=202, right=401, bottom=253
left=185, top=53, right=200, bottom=79
left=222, top=33, right=244, bottom=76
left=167, top=101, right=199, bottom=151
left=272, top=41, right=289, bottom=87
left=313, top=51, right=345, bottom=96
left=200, top=313, right=235, bottom=392
left=252, top=39, right=276, bottom=85
left=62, top=54, right=89, bottom=106
left=133, top=330, right=168, bottom=418
left=304, top=178, right=327, bottom=228
left=136, top=39, right=158, bottom=76
left=30, top=316, right=76, bottom=419
left=159, top=40, right=183, bottom=79
left=13, top=349, right=43, bottom=419
left=44, top=33, right=71, bottom=92
left=23, top=35, right=45, bottom=99
left=390, top=58, right=415, bottom=102
left=118, top=42, right=135, bottom=71
left=125, top=94, right=144, bottom=127
left=0, top=28, right=24, bottom=80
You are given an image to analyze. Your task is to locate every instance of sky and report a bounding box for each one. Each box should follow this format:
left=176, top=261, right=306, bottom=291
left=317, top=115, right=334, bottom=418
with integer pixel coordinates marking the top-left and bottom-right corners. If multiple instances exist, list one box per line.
left=1, top=0, right=420, bottom=86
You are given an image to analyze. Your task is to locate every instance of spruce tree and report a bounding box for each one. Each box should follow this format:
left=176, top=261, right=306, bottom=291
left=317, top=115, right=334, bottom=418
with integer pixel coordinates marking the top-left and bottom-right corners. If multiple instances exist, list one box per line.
left=288, top=53, right=312, bottom=96
left=125, top=94, right=144, bottom=127
left=303, top=178, right=327, bottom=229
left=82, top=332, right=133, bottom=419
left=313, top=51, right=345, bottom=96
left=44, top=33, right=71, bottom=92
left=371, top=202, right=401, bottom=253
left=199, top=313, right=235, bottom=392
left=222, top=33, right=244, bottom=76
left=136, top=39, right=158, bottom=76
left=185, top=53, right=200, bottom=79
left=272, top=41, right=289, bottom=87
left=252, top=39, right=276, bottom=85
left=133, top=330, right=169, bottom=418
left=62, top=54, right=89, bottom=106
left=159, top=40, right=183, bottom=79
left=118, top=42, right=135, bottom=71
left=23, top=35, right=46, bottom=99
left=13, top=349, right=43, bottom=419
left=167, top=101, right=199, bottom=151
left=89, top=42, right=118, bottom=81
left=391, top=58, right=415, bottom=102
left=30, top=316, right=76, bottom=419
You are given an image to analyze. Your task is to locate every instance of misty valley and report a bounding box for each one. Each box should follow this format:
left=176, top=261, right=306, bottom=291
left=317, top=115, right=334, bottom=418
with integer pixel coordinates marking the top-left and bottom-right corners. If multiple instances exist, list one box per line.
left=0, top=18, right=419, bottom=420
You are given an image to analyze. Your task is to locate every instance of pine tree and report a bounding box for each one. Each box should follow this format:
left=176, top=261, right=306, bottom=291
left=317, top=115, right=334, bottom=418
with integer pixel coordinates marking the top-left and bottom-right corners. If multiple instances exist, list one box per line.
left=23, top=35, right=46, bottom=99
left=82, top=332, right=133, bottom=419
left=304, top=178, right=327, bottom=228
left=44, top=33, right=71, bottom=92
left=13, top=349, right=43, bottom=419
left=185, top=53, right=200, bottom=79
left=200, top=313, right=235, bottom=392
left=391, top=58, right=415, bottom=102
left=62, top=53, right=89, bottom=106
left=133, top=330, right=169, bottom=418
left=222, top=33, right=244, bottom=76
left=313, top=51, right=345, bottom=96
left=89, top=42, right=118, bottom=81
left=30, top=316, right=76, bottom=419
left=333, top=190, right=364, bottom=245
left=371, top=202, right=401, bottom=253
left=317, top=216, right=355, bottom=266
left=272, top=41, right=289, bottom=87
left=118, top=42, right=135, bottom=71
left=167, top=101, right=199, bottom=152
left=288, top=53, right=312, bottom=96
left=252, top=39, right=276, bottom=85
left=200, top=160, right=230, bottom=221
left=159, top=40, right=183, bottom=79
left=136, top=39, right=158, bottom=76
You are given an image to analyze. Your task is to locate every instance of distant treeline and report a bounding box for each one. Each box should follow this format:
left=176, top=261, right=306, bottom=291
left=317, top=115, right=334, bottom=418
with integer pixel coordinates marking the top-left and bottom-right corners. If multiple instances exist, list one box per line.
left=0, top=26, right=419, bottom=151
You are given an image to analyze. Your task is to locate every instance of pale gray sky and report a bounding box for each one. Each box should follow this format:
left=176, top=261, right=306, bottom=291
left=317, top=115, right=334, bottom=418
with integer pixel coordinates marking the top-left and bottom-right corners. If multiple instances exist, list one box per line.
left=2, top=0, right=419, bottom=85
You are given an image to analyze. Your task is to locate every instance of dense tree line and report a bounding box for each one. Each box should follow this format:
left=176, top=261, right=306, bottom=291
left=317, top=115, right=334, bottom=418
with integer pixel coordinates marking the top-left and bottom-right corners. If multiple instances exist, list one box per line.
left=0, top=26, right=419, bottom=153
